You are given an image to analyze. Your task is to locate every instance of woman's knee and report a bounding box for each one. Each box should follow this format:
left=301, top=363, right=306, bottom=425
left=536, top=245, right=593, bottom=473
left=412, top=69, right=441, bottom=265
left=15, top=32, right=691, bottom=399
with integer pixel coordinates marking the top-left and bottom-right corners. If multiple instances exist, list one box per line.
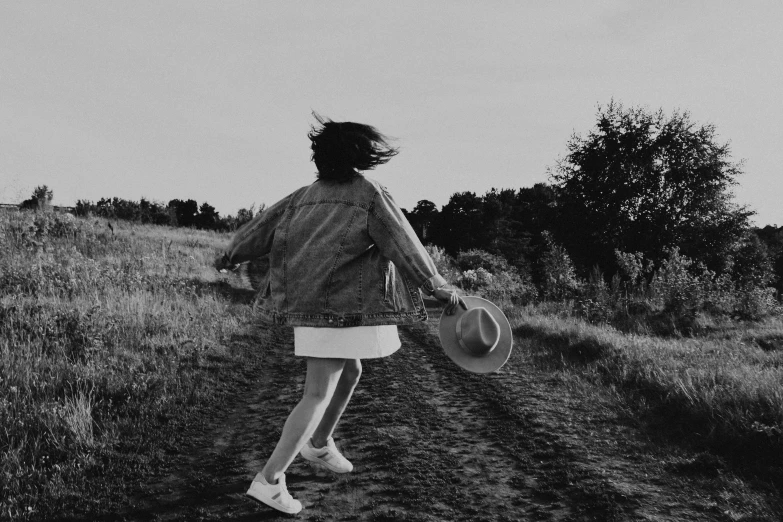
left=302, top=385, right=332, bottom=404
left=341, top=359, right=362, bottom=385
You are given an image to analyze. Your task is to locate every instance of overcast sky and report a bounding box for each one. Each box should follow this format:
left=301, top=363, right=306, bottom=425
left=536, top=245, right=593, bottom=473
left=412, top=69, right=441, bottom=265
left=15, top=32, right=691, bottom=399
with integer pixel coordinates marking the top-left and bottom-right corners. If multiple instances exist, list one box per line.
left=1, top=1, right=781, bottom=226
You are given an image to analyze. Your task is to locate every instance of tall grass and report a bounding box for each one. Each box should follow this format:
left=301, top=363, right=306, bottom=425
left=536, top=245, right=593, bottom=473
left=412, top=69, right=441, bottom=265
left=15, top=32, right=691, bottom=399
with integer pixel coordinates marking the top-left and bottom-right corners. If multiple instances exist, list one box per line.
left=430, top=242, right=782, bottom=480
left=510, top=304, right=783, bottom=482
left=4, top=210, right=782, bottom=517
left=0, top=210, right=252, bottom=520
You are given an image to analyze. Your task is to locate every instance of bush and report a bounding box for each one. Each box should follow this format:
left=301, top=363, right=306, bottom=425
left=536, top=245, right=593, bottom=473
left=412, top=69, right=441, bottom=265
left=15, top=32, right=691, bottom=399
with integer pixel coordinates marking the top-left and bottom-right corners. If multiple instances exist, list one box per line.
left=735, top=286, right=782, bottom=320
left=457, top=267, right=495, bottom=291
left=486, top=268, right=538, bottom=304
left=648, top=248, right=712, bottom=317
left=732, top=232, right=776, bottom=288
left=426, top=245, right=460, bottom=283
left=614, top=250, right=653, bottom=295
left=576, top=266, right=614, bottom=324
left=538, top=231, right=581, bottom=301
left=456, top=267, right=538, bottom=304
left=456, top=249, right=512, bottom=273
left=452, top=253, right=538, bottom=304
left=19, top=185, right=54, bottom=211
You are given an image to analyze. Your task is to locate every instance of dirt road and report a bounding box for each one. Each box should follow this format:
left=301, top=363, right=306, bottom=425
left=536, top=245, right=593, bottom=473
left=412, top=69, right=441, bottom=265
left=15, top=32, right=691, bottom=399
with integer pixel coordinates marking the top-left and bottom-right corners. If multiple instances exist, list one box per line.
left=105, top=316, right=774, bottom=521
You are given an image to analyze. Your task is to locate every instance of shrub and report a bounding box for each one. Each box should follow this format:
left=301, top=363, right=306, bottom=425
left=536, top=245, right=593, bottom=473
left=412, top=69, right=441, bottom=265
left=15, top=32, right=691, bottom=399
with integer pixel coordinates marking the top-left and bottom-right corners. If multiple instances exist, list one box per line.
left=455, top=264, right=538, bottom=305
left=649, top=248, right=712, bottom=317
left=615, top=250, right=653, bottom=294
left=456, top=249, right=512, bottom=273
left=19, top=185, right=54, bottom=211
left=539, top=231, right=581, bottom=301
left=732, top=232, right=776, bottom=289
left=576, top=266, right=614, bottom=324
left=735, top=286, right=782, bottom=320
left=426, top=245, right=460, bottom=283
left=457, top=267, right=494, bottom=291
left=485, top=268, right=538, bottom=304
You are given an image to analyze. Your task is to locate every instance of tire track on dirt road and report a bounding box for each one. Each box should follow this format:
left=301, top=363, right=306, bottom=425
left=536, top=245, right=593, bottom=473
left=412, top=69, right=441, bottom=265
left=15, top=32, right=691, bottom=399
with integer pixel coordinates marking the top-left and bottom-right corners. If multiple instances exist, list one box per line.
left=101, top=317, right=770, bottom=521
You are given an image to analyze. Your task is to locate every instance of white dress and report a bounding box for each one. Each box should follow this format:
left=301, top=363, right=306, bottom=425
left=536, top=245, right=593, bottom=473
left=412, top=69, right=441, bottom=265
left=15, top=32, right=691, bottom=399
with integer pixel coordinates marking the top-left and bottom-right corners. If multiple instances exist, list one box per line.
left=293, top=325, right=401, bottom=359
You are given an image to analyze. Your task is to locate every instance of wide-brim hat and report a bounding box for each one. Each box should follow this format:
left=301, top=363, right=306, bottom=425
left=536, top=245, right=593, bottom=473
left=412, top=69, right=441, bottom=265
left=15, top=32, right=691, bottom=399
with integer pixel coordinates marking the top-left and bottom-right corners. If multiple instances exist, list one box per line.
left=439, top=296, right=513, bottom=374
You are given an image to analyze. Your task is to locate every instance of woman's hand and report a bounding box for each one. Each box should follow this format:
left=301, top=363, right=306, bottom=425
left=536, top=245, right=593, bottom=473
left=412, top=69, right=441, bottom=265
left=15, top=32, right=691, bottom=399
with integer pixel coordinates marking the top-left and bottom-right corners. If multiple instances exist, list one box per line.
left=432, top=287, right=467, bottom=315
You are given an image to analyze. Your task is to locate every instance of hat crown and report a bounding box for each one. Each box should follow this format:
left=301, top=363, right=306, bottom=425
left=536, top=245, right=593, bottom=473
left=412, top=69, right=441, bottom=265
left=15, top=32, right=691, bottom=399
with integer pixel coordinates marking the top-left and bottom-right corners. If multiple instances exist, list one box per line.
left=456, top=307, right=500, bottom=357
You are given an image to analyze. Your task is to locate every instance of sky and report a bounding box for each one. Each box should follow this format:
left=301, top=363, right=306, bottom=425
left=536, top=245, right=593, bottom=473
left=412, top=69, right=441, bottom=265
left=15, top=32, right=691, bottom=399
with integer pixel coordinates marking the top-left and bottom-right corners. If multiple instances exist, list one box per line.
left=1, top=1, right=781, bottom=226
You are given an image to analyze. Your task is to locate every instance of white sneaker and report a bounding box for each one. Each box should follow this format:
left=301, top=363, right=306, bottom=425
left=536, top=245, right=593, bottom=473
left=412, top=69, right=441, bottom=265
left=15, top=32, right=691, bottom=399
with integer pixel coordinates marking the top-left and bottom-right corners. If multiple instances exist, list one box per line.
left=300, top=436, right=353, bottom=473
left=245, top=473, right=302, bottom=514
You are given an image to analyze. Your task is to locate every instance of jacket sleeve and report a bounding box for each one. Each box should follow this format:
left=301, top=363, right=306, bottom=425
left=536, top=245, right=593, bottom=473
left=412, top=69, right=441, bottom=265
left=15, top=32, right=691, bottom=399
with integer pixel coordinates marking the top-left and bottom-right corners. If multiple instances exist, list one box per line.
left=367, top=186, right=447, bottom=295
left=224, top=193, right=292, bottom=265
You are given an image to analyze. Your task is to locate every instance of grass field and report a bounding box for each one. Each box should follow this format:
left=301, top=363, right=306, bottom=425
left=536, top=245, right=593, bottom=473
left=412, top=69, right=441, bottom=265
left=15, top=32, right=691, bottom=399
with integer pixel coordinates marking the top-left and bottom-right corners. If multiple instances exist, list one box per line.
left=506, top=304, right=783, bottom=484
left=0, top=210, right=258, bottom=520
left=1, top=210, right=781, bottom=519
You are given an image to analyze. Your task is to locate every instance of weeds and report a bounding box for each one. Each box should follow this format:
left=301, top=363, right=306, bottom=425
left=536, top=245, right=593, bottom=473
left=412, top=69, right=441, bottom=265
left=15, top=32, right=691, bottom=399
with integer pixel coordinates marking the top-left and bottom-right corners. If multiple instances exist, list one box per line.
left=61, top=385, right=96, bottom=449
left=0, top=210, right=250, bottom=520
left=513, top=308, right=783, bottom=484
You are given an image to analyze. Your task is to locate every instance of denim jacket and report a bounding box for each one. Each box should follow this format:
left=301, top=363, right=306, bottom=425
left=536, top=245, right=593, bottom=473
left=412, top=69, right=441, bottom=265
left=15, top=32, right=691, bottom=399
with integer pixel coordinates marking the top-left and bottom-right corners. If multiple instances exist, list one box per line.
left=224, top=174, right=447, bottom=327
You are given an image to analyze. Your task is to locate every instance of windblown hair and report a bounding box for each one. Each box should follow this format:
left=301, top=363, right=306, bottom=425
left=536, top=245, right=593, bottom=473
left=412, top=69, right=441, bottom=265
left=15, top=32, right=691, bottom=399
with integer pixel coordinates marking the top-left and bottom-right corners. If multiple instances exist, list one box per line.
left=309, top=113, right=399, bottom=181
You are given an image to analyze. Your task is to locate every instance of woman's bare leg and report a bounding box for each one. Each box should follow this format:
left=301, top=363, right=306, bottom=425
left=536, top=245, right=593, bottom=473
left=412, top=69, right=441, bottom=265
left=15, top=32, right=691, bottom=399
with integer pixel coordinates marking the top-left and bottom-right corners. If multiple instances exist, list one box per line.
left=260, top=357, right=346, bottom=483
left=310, top=359, right=362, bottom=448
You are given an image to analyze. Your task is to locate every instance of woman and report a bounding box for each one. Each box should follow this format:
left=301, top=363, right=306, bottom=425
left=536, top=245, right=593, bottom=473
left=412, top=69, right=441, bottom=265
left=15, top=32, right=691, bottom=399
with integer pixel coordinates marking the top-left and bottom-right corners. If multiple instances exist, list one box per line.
left=216, top=114, right=461, bottom=514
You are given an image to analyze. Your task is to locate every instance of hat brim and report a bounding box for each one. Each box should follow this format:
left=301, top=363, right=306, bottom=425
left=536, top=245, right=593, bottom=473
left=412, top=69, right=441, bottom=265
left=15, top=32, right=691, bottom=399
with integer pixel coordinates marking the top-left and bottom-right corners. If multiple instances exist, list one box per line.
left=439, top=296, right=513, bottom=374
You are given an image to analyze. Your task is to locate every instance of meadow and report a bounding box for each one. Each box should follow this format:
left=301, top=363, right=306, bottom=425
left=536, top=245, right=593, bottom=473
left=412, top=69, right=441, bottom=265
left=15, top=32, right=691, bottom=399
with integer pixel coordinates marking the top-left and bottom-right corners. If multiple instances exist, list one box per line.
left=435, top=244, right=783, bottom=484
left=0, top=210, right=259, bottom=520
left=1, top=210, right=781, bottom=519
left=507, top=306, right=783, bottom=479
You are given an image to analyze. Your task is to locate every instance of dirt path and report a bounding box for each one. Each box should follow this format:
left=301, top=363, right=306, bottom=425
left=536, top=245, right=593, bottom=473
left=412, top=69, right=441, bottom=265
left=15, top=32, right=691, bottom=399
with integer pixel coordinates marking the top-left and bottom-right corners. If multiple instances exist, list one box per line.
left=107, top=317, right=775, bottom=521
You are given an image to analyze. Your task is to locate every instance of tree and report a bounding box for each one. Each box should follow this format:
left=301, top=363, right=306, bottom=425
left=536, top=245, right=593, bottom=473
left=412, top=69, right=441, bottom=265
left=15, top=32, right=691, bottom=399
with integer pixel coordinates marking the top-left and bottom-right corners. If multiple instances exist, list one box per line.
left=438, top=191, right=484, bottom=254
left=20, top=185, right=54, bottom=210
left=235, top=204, right=257, bottom=229
left=197, top=202, right=219, bottom=230
left=409, top=186, right=556, bottom=276
left=138, top=197, right=171, bottom=225
left=550, top=101, right=753, bottom=276
left=75, top=199, right=93, bottom=217
left=168, top=199, right=199, bottom=228
left=756, top=225, right=783, bottom=294
left=480, top=188, right=537, bottom=272
left=732, top=231, right=775, bottom=289
left=408, top=200, right=439, bottom=242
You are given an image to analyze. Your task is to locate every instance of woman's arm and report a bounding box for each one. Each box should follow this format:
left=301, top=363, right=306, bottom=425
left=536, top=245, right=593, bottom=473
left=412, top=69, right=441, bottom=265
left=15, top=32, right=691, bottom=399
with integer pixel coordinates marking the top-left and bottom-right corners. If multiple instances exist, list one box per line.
left=220, top=193, right=293, bottom=267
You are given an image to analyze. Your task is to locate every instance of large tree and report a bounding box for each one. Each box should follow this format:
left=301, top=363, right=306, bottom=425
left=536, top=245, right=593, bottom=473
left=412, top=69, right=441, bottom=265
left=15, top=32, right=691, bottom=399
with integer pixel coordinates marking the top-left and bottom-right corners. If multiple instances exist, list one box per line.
left=438, top=191, right=484, bottom=254
left=197, top=202, right=219, bottom=230
left=406, top=199, right=439, bottom=242
left=168, top=199, right=199, bottom=228
left=550, top=101, right=753, bottom=275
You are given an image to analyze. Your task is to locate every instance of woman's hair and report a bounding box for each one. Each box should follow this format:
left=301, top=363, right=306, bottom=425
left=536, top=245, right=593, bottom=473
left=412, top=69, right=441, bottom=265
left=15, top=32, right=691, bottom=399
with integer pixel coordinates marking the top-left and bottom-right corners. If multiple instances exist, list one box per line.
left=309, top=113, right=399, bottom=181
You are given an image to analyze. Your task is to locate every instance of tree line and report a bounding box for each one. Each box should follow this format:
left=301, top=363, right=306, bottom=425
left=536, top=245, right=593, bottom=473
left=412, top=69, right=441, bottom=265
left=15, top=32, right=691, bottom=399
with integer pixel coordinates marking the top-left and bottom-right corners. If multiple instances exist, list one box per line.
left=18, top=185, right=261, bottom=232
left=72, top=197, right=262, bottom=232
left=402, top=102, right=782, bottom=297
left=17, top=102, right=782, bottom=297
